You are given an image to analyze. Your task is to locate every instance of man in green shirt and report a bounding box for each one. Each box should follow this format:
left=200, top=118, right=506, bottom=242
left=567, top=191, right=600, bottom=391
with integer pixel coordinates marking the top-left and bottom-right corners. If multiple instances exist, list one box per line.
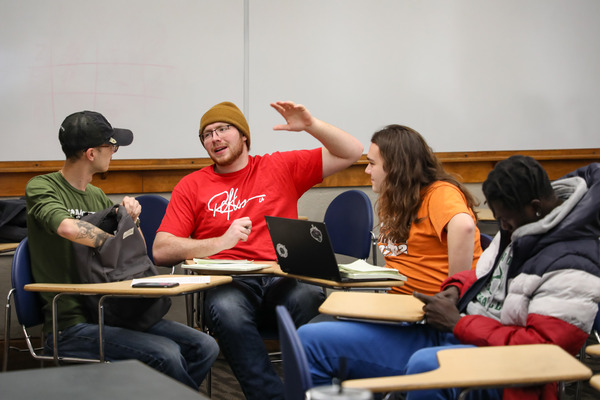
left=25, top=111, right=218, bottom=389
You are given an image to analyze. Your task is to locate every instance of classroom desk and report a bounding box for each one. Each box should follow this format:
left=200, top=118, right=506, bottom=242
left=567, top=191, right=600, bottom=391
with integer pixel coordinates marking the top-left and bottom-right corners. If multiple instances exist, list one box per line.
left=184, top=260, right=401, bottom=290
left=343, top=344, right=592, bottom=394
left=318, top=291, right=425, bottom=323
left=586, top=343, right=600, bottom=356
left=0, top=242, right=19, bottom=254
left=0, top=359, right=209, bottom=399
left=184, top=261, right=401, bottom=329
left=25, top=274, right=232, bottom=362
left=474, top=207, right=494, bottom=221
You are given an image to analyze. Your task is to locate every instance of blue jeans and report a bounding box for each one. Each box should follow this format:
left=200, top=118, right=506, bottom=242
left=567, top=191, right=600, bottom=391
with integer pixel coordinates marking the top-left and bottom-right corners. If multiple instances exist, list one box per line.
left=204, top=276, right=325, bottom=400
left=46, top=319, right=219, bottom=390
left=298, top=321, right=502, bottom=400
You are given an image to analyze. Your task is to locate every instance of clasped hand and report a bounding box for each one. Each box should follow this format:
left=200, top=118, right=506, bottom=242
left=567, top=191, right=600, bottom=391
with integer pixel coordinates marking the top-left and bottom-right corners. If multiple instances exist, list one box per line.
left=121, top=196, right=141, bottom=222
left=221, top=217, right=253, bottom=250
left=413, top=286, right=462, bottom=332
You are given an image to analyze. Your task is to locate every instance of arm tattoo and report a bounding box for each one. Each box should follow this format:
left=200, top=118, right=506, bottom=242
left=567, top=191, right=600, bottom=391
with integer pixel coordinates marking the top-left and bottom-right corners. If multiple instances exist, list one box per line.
left=74, top=220, right=110, bottom=248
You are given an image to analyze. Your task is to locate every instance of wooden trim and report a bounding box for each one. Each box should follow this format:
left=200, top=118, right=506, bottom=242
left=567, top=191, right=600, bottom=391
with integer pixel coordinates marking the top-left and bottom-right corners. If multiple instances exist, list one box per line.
left=1, top=149, right=598, bottom=196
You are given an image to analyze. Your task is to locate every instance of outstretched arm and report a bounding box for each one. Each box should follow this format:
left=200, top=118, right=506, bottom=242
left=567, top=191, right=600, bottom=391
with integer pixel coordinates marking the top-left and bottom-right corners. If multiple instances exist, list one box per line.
left=271, top=101, right=363, bottom=178
left=57, top=218, right=112, bottom=248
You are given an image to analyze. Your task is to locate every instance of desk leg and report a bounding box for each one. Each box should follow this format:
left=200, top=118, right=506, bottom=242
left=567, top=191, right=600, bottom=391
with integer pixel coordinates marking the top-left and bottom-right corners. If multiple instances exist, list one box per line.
left=49, top=293, right=106, bottom=365
left=185, top=293, right=195, bottom=327
left=98, top=296, right=107, bottom=362
left=52, top=294, right=61, bottom=365
left=3, top=288, right=14, bottom=372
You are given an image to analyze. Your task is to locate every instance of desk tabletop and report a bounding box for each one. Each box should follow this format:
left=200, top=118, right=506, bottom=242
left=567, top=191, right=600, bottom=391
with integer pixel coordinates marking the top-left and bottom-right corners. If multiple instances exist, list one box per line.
left=184, top=260, right=401, bottom=289
left=0, top=242, right=19, bottom=254
left=0, top=360, right=209, bottom=399
left=319, top=291, right=425, bottom=322
left=25, top=274, right=232, bottom=296
left=586, top=344, right=600, bottom=357
left=475, top=207, right=494, bottom=221
left=343, top=344, right=591, bottom=392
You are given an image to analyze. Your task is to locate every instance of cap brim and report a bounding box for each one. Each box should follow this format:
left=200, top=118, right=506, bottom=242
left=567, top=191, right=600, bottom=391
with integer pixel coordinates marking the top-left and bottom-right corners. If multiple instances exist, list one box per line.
left=111, top=128, right=134, bottom=146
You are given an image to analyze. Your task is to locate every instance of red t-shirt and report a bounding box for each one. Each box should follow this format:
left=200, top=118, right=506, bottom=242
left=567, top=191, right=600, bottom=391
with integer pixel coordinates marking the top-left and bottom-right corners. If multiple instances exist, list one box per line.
left=158, top=150, right=323, bottom=261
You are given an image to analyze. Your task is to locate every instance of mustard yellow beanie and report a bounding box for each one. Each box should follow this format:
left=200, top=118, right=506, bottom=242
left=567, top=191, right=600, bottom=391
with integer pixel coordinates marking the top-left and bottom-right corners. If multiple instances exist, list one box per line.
left=199, top=102, right=250, bottom=150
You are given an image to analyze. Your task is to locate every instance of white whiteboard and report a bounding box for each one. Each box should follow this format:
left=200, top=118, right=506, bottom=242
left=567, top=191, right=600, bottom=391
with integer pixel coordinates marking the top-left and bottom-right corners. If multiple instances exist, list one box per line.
left=0, top=0, right=245, bottom=161
left=1, top=0, right=600, bottom=162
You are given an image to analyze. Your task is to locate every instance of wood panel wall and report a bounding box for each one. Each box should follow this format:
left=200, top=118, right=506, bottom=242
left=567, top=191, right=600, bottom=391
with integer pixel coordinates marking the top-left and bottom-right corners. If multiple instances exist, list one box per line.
left=1, top=149, right=598, bottom=197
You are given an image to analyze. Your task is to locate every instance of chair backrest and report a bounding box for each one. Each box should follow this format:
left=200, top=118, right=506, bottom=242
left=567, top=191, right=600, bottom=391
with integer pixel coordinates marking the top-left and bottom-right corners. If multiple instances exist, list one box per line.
left=323, top=190, right=374, bottom=260
left=11, top=237, right=44, bottom=328
left=276, top=305, right=313, bottom=400
left=480, top=232, right=493, bottom=251
left=136, top=194, right=169, bottom=263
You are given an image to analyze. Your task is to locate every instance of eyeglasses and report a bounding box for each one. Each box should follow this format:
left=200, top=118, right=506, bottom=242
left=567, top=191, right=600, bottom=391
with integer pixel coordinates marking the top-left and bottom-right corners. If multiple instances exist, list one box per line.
left=200, top=124, right=233, bottom=143
left=97, top=144, right=119, bottom=153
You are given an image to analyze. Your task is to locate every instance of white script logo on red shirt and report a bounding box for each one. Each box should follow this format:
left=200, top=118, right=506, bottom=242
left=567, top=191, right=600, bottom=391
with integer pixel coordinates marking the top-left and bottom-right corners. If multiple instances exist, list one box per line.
left=208, top=188, right=266, bottom=220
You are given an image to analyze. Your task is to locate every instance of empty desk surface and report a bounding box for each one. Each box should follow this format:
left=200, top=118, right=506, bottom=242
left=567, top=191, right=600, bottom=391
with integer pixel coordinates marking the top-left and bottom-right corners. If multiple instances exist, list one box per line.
left=0, top=242, right=18, bottom=254
left=343, top=344, right=591, bottom=393
left=0, top=360, right=209, bottom=399
left=319, top=291, right=425, bottom=323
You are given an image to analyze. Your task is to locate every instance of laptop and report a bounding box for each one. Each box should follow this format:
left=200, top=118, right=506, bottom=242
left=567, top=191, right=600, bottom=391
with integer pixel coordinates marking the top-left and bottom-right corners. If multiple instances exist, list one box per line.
left=265, top=215, right=403, bottom=282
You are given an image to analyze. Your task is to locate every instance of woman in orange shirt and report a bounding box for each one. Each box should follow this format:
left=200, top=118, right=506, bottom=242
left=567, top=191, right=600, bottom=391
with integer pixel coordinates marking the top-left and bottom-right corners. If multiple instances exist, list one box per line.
left=366, top=124, right=482, bottom=295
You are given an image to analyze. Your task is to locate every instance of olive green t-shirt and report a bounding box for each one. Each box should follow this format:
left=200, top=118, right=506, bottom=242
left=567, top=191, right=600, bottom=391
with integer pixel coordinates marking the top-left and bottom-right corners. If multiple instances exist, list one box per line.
left=25, top=172, right=113, bottom=333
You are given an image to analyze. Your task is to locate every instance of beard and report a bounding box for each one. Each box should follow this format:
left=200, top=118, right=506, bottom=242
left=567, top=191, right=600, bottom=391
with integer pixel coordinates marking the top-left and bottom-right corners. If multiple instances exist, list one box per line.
left=210, top=137, right=246, bottom=167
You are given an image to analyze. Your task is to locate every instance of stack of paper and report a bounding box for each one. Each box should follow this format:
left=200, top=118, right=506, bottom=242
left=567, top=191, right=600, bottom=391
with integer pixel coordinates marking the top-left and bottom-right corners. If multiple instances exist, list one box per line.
left=190, top=259, right=269, bottom=272
left=338, top=259, right=407, bottom=281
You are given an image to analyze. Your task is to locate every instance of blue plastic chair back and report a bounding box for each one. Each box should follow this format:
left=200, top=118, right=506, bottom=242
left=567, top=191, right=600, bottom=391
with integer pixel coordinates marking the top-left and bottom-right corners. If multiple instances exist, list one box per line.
left=276, top=305, right=313, bottom=400
left=11, top=238, right=44, bottom=328
left=593, top=307, right=600, bottom=333
left=480, top=232, right=493, bottom=251
left=136, top=195, right=169, bottom=263
left=323, top=190, right=374, bottom=260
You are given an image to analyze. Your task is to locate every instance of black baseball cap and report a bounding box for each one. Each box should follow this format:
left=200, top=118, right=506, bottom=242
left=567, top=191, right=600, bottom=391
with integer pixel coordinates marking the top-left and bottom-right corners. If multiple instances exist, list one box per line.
left=59, top=111, right=133, bottom=152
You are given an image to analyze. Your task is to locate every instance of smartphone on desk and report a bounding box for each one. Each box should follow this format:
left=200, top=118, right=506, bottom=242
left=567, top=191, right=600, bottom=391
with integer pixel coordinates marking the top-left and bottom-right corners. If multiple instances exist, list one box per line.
left=132, top=282, right=179, bottom=288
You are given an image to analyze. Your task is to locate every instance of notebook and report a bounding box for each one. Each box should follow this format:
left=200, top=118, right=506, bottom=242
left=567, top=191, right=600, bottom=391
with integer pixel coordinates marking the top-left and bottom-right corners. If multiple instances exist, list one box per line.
left=188, top=259, right=270, bottom=272
left=264, top=216, right=406, bottom=282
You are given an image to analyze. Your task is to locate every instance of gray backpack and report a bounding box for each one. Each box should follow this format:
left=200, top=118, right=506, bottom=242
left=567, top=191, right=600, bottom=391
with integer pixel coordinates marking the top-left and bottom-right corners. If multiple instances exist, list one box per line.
left=73, top=205, right=171, bottom=331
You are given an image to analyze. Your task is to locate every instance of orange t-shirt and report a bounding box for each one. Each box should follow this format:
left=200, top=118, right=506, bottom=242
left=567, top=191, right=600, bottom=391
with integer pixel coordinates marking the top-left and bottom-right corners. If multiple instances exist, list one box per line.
left=380, top=181, right=482, bottom=295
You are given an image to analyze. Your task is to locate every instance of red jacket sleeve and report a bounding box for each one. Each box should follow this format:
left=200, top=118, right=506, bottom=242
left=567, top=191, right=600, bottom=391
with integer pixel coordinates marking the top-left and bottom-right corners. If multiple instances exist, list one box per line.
left=454, top=313, right=588, bottom=355
left=441, top=269, right=477, bottom=296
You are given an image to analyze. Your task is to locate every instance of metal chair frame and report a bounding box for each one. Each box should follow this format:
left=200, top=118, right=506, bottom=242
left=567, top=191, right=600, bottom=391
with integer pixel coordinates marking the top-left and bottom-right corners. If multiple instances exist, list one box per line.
left=3, top=238, right=102, bottom=371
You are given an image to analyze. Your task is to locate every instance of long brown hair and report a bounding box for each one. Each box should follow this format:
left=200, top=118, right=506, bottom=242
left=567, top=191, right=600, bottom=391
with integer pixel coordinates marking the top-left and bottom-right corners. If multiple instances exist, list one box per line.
left=373, top=124, right=478, bottom=243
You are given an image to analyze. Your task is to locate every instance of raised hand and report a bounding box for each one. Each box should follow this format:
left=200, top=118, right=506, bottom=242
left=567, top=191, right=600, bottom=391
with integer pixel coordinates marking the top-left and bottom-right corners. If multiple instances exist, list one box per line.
left=270, top=101, right=314, bottom=132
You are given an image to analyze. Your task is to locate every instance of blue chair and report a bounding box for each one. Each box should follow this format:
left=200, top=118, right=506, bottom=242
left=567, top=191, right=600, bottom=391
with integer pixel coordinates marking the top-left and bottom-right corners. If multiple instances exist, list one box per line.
left=2, top=238, right=100, bottom=371
left=2, top=237, right=48, bottom=371
left=324, top=190, right=376, bottom=264
left=480, top=232, right=493, bottom=251
left=136, top=194, right=169, bottom=264
left=276, top=305, right=313, bottom=400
